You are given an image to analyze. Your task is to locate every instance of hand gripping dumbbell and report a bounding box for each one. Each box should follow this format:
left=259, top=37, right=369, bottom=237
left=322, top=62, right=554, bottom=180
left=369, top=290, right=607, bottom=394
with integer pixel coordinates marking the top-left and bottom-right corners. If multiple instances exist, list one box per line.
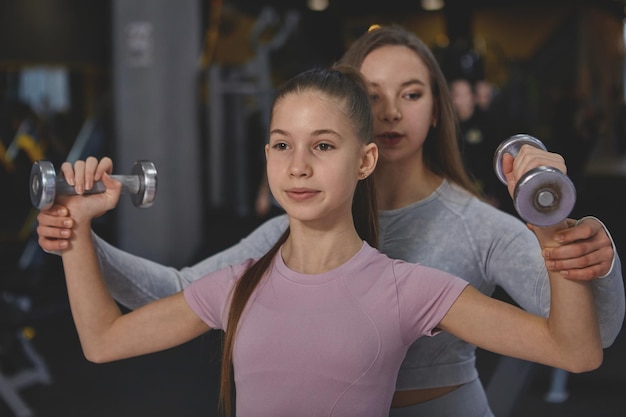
left=30, top=160, right=157, bottom=210
left=493, top=134, right=576, bottom=226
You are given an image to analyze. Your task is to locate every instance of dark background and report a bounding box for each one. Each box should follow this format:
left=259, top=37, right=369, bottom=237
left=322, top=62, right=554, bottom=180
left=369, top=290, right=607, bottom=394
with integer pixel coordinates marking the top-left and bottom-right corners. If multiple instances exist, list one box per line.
left=1, top=1, right=625, bottom=416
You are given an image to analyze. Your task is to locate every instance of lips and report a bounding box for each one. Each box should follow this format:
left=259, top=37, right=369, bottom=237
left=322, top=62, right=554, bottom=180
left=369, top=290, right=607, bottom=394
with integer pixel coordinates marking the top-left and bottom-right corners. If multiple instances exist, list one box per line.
left=285, top=188, right=320, bottom=201
left=376, top=132, right=403, bottom=146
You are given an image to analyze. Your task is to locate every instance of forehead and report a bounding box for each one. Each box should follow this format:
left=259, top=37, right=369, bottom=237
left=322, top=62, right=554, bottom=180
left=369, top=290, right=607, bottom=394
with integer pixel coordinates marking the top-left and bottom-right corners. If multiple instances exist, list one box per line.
left=271, top=91, right=350, bottom=128
left=360, top=45, right=430, bottom=85
left=270, top=90, right=364, bottom=146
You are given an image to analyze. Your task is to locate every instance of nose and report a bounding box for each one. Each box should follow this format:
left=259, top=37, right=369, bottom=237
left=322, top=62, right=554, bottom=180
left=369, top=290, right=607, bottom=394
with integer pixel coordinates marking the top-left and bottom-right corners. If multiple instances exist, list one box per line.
left=378, top=98, right=402, bottom=122
left=289, top=148, right=312, bottom=177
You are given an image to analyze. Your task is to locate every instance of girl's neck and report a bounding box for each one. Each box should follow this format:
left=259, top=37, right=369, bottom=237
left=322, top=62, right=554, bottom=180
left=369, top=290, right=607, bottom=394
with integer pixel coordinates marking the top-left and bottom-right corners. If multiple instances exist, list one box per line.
left=281, top=222, right=364, bottom=275
left=374, top=160, right=443, bottom=211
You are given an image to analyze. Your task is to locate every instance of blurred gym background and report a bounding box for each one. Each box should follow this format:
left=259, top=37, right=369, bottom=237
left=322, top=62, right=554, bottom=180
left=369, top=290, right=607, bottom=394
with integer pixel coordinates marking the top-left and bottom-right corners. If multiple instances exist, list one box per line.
left=0, top=0, right=625, bottom=416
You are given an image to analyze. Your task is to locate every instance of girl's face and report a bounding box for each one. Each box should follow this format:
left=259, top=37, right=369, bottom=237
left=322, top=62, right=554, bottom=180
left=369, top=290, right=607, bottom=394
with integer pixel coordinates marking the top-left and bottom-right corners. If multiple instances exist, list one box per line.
left=266, top=91, right=377, bottom=224
left=359, top=45, right=436, bottom=165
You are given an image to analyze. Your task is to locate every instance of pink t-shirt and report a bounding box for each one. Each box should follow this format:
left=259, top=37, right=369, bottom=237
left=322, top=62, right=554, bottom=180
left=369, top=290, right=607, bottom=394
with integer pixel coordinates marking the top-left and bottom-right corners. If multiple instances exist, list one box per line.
left=184, top=243, right=468, bottom=417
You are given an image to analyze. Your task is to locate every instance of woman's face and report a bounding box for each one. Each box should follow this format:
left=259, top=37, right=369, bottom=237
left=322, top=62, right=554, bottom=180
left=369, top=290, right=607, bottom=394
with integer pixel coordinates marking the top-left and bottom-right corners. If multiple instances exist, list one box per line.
left=360, top=45, right=436, bottom=165
left=266, top=91, right=376, bottom=224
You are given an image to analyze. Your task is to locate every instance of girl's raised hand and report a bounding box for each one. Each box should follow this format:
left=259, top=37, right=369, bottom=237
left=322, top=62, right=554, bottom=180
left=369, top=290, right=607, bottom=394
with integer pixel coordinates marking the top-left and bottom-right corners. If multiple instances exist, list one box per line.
left=60, top=156, right=113, bottom=195
left=58, top=172, right=122, bottom=224
left=36, top=157, right=118, bottom=253
left=500, top=145, right=567, bottom=199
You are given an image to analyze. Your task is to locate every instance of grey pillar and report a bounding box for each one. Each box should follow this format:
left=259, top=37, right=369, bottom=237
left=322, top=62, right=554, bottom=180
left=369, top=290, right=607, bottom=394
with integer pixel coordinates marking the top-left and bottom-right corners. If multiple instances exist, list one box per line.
left=112, top=0, right=202, bottom=266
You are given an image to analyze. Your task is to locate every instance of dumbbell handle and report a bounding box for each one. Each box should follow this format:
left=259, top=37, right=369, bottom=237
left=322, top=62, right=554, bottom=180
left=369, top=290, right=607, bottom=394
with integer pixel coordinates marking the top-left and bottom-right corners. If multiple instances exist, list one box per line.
left=54, top=175, right=143, bottom=196
left=30, top=160, right=157, bottom=210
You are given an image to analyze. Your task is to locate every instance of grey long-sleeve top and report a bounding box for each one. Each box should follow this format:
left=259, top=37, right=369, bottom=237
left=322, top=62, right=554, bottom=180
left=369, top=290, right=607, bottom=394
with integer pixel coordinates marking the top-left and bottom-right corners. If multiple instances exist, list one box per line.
left=95, top=179, right=624, bottom=390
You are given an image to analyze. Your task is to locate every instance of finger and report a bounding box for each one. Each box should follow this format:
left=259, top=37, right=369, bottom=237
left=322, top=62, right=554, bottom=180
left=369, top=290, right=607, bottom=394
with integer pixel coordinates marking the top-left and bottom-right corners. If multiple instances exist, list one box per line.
left=60, top=161, right=76, bottom=187
left=550, top=259, right=612, bottom=281
left=501, top=153, right=516, bottom=198
left=38, top=203, right=69, bottom=219
left=564, top=218, right=577, bottom=228
left=71, top=160, right=86, bottom=194
left=37, top=223, right=72, bottom=239
left=544, top=233, right=610, bottom=261
left=102, top=172, right=123, bottom=195
left=36, top=211, right=73, bottom=229
left=84, top=156, right=100, bottom=190
left=38, top=235, right=69, bottom=252
left=545, top=245, right=614, bottom=280
left=514, top=146, right=566, bottom=178
left=94, top=157, right=113, bottom=182
left=554, top=219, right=603, bottom=244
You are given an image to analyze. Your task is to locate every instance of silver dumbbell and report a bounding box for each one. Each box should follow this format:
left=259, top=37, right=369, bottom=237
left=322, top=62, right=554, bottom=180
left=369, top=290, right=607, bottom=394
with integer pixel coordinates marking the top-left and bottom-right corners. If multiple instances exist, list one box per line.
left=30, top=160, right=157, bottom=210
left=493, top=134, right=576, bottom=226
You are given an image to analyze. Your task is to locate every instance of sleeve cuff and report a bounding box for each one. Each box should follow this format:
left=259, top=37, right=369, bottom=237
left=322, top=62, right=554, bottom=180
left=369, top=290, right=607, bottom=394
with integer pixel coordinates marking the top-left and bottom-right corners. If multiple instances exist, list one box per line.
left=576, top=216, right=616, bottom=278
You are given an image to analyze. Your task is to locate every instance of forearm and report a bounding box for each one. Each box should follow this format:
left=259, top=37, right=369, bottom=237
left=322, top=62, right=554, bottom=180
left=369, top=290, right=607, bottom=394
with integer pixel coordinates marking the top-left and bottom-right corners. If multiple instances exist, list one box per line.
left=62, top=222, right=123, bottom=361
left=545, top=267, right=602, bottom=372
left=536, top=225, right=602, bottom=372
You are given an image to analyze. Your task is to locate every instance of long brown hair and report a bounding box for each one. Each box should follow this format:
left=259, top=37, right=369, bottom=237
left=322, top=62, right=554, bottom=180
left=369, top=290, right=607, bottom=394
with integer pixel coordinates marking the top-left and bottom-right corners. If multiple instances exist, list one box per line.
left=218, top=65, right=379, bottom=416
left=339, top=25, right=480, bottom=196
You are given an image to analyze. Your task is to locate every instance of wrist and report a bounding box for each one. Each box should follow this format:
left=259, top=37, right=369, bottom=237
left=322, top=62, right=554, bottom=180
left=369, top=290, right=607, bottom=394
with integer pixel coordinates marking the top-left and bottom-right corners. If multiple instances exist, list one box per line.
left=531, top=220, right=569, bottom=249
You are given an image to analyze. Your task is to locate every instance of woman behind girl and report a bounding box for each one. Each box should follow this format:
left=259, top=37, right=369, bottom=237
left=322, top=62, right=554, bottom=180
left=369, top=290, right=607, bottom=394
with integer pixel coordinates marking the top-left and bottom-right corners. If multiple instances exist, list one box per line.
left=58, top=66, right=601, bottom=417
left=37, top=25, right=623, bottom=417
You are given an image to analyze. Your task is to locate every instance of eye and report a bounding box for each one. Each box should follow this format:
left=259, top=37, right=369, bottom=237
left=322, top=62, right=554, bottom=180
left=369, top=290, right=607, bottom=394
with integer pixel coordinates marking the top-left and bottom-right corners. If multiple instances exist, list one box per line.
left=404, top=91, right=423, bottom=101
left=369, top=93, right=380, bottom=102
left=316, top=142, right=334, bottom=151
left=272, top=142, right=289, bottom=151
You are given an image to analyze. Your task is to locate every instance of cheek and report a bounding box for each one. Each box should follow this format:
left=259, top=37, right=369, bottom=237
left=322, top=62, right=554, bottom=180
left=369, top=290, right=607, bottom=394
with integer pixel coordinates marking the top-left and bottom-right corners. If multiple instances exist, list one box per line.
left=265, top=160, right=281, bottom=189
left=411, top=103, right=436, bottom=132
left=335, top=162, right=361, bottom=188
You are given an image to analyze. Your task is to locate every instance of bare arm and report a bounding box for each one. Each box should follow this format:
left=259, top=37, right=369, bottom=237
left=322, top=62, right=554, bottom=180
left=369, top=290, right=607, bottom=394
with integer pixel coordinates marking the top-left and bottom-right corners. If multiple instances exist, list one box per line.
left=440, top=223, right=602, bottom=373
left=60, top=174, right=209, bottom=363
left=501, top=148, right=624, bottom=346
left=36, top=157, right=287, bottom=309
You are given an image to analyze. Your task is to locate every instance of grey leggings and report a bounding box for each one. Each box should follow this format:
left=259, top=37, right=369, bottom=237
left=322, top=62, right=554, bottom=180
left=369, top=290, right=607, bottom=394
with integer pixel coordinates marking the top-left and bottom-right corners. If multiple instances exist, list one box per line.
left=389, top=379, right=494, bottom=417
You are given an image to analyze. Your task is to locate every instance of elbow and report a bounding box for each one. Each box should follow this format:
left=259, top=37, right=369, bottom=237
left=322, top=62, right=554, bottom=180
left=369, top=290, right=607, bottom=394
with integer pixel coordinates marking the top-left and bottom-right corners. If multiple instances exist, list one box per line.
left=84, top=353, right=108, bottom=364
left=83, top=350, right=107, bottom=364
left=564, top=350, right=603, bottom=374
left=82, top=344, right=114, bottom=364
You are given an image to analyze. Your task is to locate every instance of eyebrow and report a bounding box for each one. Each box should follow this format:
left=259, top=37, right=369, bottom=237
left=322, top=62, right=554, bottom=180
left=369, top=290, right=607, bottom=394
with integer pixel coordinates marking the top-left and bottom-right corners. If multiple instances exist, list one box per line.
left=311, top=129, right=341, bottom=138
left=269, top=129, right=342, bottom=138
left=269, top=128, right=288, bottom=136
left=368, top=78, right=426, bottom=89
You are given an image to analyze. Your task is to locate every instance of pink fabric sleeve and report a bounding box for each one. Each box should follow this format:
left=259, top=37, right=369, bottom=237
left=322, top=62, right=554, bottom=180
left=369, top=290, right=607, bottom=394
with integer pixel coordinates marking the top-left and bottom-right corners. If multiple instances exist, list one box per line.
left=393, top=260, right=469, bottom=344
left=182, top=259, right=256, bottom=330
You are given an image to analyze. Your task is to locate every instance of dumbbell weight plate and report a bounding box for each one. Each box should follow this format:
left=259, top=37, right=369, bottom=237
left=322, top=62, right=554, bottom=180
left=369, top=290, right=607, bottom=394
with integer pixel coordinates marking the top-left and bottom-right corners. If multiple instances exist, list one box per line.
left=130, top=160, right=157, bottom=208
left=514, top=166, right=577, bottom=227
left=30, top=160, right=57, bottom=210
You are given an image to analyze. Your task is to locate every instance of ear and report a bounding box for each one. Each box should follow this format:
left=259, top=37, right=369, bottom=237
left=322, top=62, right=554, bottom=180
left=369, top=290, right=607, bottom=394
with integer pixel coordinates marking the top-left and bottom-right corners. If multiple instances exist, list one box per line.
left=359, top=143, right=378, bottom=179
left=432, top=101, right=439, bottom=128
left=265, top=143, right=270, bottom=160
